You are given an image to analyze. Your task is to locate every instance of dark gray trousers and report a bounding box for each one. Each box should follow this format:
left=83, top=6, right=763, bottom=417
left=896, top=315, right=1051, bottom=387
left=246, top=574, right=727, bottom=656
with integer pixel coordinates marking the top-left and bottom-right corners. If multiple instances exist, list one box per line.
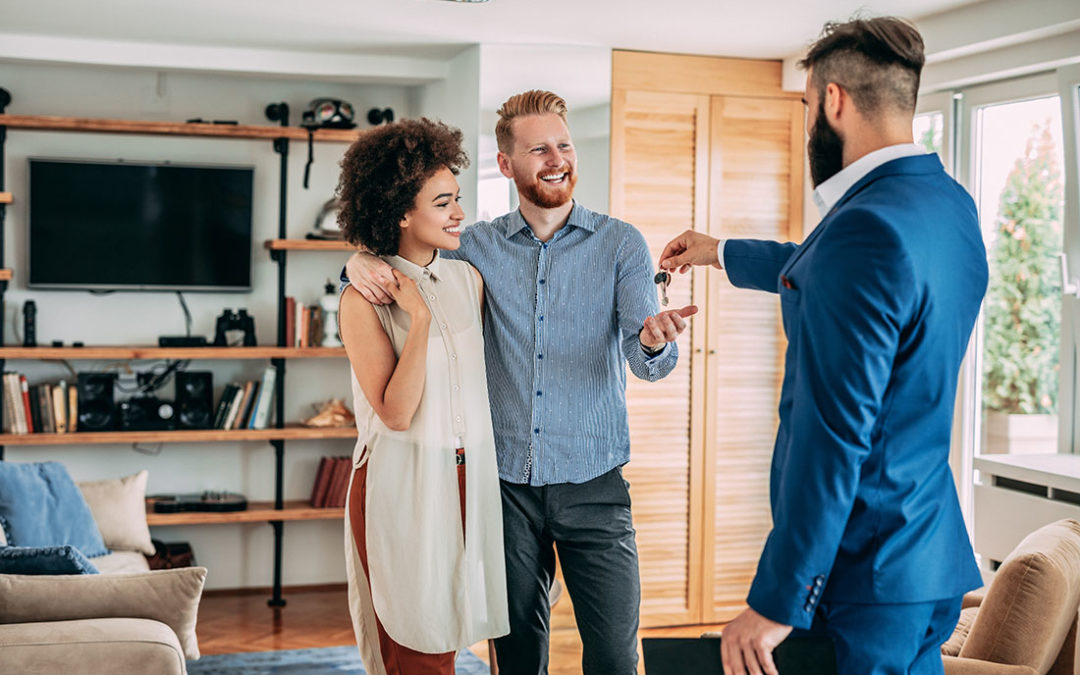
left=493, top=467, right=641, bottom=675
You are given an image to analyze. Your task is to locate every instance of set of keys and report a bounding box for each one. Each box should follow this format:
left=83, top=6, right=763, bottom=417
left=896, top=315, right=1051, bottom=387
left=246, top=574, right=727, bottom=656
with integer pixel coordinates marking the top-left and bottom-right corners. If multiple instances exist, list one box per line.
left=654, top=270, right=670, bottom=306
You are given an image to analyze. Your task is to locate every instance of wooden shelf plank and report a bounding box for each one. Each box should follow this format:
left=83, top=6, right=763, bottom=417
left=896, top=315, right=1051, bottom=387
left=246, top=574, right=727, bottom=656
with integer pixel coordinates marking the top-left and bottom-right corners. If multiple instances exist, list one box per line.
left=265, top=239, right=355, bottom=251
left=146, top=500, right=344, bottom=526
left=0, top=114, right=362, bottom=143
left=0, top=192, right=11, bottom=204
left=0, top=345, right=345, bottom=360
left=0, top=424, right=356, bottom=447
left=0, top=270, right=11, bottom=281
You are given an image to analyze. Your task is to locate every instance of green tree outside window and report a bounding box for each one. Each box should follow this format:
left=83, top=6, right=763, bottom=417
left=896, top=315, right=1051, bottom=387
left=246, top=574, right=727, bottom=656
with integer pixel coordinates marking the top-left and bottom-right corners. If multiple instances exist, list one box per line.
left=982, top=120, right=1064, bottom=414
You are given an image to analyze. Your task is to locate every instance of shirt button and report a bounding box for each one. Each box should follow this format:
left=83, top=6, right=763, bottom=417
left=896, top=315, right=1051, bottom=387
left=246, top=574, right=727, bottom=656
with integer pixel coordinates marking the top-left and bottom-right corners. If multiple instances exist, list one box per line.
left=428, top=294, right=436, bottom=300
left=537, top=354, right=543, bottom=359
left=539, top=315, right=544, bottom=321
left=539, top=279, right=546, bottom=285
left=441, top=324, right=448, bottom=330
left=533, top=428, right=540, bottom=434
left=456, top=416, right=462, bottom=422
left=450, top=354, right=457, bottom=360
left=536, top=391, right=542, bottom=397
left=453, top=385, right=460, bottom=392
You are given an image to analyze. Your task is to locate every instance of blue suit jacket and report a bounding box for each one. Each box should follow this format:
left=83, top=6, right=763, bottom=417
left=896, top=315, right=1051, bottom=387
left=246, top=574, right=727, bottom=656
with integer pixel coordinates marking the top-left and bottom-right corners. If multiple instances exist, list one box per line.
left=723, top=154, right=987, bottom=629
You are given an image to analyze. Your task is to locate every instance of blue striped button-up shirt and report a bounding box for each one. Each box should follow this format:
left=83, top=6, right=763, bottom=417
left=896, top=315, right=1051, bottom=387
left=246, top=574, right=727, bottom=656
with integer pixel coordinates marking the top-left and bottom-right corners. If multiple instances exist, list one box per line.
left=442, top=202, right=678, bottom=486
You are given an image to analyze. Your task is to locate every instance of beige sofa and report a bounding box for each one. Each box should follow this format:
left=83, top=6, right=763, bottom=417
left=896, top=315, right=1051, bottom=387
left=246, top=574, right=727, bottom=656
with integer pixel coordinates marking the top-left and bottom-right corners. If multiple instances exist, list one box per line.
left=0, top=470, right=206, bottom=675
left=942, top=519, right=1080, bottom=675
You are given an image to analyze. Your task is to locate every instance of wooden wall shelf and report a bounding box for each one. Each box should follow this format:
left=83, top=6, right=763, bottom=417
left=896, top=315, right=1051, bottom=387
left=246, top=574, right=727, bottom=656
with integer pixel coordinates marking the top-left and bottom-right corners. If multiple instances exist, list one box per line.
left=0, top=114, right=363, bottom=143
left=0, top=192, right=11, bottom=204
left=0, top=346, right=345, bottom=360
left=146, top=500, right=344, bottom=526
left=265, top=239, right=355, bottom=252
left=0, top=424, right=356, bottom=446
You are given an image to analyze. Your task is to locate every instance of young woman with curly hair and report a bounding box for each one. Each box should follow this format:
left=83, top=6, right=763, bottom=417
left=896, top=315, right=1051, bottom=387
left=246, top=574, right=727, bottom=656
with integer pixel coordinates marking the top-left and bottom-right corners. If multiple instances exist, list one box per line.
left=336, top=118, right=508, bottom=674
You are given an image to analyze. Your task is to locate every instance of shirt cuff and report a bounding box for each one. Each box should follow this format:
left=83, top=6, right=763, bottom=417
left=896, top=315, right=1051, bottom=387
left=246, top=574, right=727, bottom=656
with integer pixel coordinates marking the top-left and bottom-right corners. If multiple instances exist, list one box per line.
left=716, top=239, right=727, bottom=270
left=640, top=341, right=671, bottom=359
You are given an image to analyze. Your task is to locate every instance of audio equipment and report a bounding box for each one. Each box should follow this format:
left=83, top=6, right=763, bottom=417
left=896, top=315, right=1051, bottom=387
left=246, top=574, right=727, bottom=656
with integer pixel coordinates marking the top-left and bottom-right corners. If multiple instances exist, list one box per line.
left=76, top=373, right=118, bottom=432
left=175, top=371, right=214, bottom=430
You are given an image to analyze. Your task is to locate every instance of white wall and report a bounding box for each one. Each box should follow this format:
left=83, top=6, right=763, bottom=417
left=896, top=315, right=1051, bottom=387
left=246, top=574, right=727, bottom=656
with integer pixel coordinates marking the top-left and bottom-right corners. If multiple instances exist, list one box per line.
left=1, top=61, right=413, bottom=589
left=415, top=46, right=482, bottom=223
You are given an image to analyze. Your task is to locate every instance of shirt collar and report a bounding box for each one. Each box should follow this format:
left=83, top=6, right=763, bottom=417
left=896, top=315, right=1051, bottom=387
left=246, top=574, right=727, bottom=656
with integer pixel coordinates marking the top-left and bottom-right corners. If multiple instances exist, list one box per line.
left=385, top=251, right=441, bottom=283
left=500, top=201, right=597, bottom=239
left=812, top=144, right=927, bottom=218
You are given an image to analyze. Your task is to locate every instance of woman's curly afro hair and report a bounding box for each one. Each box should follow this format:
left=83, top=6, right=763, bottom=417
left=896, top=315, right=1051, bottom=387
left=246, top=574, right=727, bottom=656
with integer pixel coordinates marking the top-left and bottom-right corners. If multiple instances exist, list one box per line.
left=336, top=118, right=469, bottom=255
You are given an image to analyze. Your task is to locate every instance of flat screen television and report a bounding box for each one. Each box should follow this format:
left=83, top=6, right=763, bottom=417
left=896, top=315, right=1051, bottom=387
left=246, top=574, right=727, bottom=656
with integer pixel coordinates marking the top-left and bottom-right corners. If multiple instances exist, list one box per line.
left=29, top=158, right=254, bottom=291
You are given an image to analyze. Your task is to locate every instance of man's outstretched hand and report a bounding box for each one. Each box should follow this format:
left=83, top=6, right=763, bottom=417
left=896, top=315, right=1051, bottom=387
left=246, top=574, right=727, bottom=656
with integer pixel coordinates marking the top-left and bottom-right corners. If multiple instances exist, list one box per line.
left=659, top=230, right=722, bottom=275
left=640, top=305, right=698, bottom=350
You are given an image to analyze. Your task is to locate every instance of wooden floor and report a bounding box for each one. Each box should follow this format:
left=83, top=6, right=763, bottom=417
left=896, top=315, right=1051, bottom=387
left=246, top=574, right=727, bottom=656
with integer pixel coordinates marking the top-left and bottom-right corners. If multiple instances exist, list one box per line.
left=198, top=585, right=726, bottom=674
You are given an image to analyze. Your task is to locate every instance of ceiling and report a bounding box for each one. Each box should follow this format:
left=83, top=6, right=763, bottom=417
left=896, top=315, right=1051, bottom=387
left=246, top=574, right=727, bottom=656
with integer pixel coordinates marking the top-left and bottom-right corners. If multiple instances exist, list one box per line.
left=2, top=0, right=985, bottom=62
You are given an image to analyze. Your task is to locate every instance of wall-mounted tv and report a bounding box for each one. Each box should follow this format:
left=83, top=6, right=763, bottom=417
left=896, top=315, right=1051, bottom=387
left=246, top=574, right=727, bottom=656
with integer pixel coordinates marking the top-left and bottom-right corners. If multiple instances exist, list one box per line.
left=29, top=158, right=254, bottom=292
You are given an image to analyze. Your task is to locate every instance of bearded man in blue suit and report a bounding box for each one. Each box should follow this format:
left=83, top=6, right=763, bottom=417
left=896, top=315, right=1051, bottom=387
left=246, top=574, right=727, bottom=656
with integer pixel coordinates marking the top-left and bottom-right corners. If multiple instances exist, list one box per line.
left=660, top=16, right=987, bottom=675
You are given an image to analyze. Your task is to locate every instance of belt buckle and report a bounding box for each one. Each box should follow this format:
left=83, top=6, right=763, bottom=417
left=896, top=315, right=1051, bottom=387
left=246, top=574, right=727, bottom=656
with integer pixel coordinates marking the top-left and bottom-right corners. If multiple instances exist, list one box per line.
left=455, top=448, right=466, bottom=466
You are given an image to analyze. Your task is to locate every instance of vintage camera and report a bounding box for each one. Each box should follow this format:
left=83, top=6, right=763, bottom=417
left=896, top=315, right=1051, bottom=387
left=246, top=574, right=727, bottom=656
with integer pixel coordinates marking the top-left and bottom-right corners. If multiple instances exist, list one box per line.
left=119, top=396, right=176, bottom=431
left=213, top=308, right=256, bottom=347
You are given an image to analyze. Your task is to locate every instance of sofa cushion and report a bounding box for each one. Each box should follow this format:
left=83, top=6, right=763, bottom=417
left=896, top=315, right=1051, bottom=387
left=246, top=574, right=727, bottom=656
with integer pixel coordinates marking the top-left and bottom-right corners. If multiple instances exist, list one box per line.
left=77, top=470, right=155, bottom=555
left=0, top=566, right=207, bottom=659
left=0, top=461, right=107, bottom=557
left=942, top=606, right=979, bottom=657
left=0, top=617, right=185, bottom=675
left=90, top=550, right=151, bottom=575
left=959, top=519, right=1080, bottom=672
left=0, top=545, right=99, bottom=575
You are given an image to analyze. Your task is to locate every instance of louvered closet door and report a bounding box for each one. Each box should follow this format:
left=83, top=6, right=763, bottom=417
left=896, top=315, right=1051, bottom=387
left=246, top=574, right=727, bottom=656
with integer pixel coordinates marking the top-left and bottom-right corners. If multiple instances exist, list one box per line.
left=610, top=89, right=710, bottom=626
left=703, top=95, right=805, bottom=621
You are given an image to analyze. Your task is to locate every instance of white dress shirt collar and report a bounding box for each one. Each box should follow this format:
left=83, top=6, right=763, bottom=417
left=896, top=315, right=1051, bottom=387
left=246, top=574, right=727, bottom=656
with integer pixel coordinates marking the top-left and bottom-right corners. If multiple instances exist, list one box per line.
left=812, top=143, right=927, bottom=218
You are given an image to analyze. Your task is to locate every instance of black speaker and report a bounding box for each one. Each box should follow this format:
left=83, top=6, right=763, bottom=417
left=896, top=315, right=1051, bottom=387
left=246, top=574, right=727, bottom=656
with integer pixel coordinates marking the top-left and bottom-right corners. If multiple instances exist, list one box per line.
left=176, top=371, right=214, bottom=430
left=77, top=373, right=117, bottom=431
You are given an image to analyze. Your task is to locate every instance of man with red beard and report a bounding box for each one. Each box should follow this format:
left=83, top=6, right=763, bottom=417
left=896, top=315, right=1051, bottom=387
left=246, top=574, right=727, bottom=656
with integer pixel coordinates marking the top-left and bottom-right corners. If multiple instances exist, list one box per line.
left=344, top=90, right=694, bottom=674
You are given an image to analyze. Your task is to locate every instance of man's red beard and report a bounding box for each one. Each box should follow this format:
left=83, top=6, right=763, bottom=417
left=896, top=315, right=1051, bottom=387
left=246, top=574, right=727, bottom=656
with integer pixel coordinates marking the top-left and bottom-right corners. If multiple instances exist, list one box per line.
left=514, top=165, right=578, bottom=209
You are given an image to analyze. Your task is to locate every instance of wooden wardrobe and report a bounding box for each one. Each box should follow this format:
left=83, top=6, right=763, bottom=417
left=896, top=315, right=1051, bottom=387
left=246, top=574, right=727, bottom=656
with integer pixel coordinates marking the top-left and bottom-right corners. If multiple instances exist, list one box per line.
left=612, top=50, right=806, bottom=626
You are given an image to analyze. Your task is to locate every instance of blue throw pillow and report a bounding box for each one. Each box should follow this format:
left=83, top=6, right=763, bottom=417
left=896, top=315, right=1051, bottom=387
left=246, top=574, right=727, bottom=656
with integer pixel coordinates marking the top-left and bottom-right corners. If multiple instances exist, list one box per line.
left=0, top=545, right=100, bottom=574
left=0, top=461, right=108, bottom=557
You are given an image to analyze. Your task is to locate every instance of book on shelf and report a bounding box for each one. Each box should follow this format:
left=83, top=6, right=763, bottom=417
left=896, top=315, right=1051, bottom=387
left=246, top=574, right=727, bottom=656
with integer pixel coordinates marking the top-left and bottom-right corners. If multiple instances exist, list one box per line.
left=234, top=380, right=259, bottom=430
left=67, top=384, right=78, bottom=432
left=221, top=385, right=246, bottom=430
left=309, top=456, right=333, bottom=507
left=212, top=383, right=240, bottom=429
left=36, top=384, right=54, bottom=434
left=19, top=375, right=34, bottom=434
left=327, top=456, right=352, bottom=508
left=52, top=381, right=68, bottom=433
left=285, top=296, right=296, bottom=348
left=249, top=366, right=276, bottom=430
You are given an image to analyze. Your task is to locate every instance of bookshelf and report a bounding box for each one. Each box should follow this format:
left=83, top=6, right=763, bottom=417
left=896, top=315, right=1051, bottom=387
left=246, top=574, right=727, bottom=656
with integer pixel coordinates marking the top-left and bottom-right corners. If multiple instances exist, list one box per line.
left=0, top=92, right=360, bottom=607
left=147, top=500, right=344, bottom=526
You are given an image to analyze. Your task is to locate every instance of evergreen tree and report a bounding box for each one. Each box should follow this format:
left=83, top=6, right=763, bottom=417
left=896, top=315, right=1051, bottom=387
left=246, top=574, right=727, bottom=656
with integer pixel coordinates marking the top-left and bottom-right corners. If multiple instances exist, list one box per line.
left=982, top=121, right=1064, bottom=414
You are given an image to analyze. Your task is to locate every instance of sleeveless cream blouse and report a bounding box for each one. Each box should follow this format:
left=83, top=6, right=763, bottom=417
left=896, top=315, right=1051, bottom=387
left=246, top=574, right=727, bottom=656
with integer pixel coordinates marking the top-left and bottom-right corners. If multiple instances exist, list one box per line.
left=343, top=253, right=508, bottom=661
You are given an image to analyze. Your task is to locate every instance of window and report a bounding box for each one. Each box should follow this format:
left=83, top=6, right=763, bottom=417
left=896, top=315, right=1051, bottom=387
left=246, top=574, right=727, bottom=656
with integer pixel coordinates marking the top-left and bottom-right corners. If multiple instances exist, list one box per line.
left=973, top=96, right=1065, bottom=457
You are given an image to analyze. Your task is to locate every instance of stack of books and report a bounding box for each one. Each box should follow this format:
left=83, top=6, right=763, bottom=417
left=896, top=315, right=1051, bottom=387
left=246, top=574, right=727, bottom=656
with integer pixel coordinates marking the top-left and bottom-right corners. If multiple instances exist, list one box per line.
left=2, top=373, right=77, bottom=434
left=284, top=297, right=326, bottom=348
left=212, top=366, right=277, bottom=430
left=309, top=455, right=352, bottom=508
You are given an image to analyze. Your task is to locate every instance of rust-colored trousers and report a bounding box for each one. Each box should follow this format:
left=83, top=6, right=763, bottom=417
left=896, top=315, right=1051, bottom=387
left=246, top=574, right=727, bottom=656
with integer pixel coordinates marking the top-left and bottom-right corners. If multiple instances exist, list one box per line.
left=349, top=455, right=467, bottom=675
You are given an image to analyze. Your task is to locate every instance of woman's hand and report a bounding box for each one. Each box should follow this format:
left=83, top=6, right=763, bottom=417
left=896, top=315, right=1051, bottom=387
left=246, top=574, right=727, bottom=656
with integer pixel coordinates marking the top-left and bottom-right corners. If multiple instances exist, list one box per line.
left=388, top=270, right=430, bottom=320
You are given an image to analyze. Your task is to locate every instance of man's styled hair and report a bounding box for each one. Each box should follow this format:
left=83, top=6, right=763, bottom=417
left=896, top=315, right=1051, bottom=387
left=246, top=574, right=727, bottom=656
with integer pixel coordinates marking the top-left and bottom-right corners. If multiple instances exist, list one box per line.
left=798, top=16, right=925, bottom=114
left=336, top=118, right=468, bottom=255
left=495, top=90, right=569, bottom=153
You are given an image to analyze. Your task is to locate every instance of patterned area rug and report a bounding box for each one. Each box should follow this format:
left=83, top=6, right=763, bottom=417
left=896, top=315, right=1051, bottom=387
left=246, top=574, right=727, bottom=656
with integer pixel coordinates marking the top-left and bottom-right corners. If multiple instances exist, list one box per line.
left=187, top=645, right=490, bottom=674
